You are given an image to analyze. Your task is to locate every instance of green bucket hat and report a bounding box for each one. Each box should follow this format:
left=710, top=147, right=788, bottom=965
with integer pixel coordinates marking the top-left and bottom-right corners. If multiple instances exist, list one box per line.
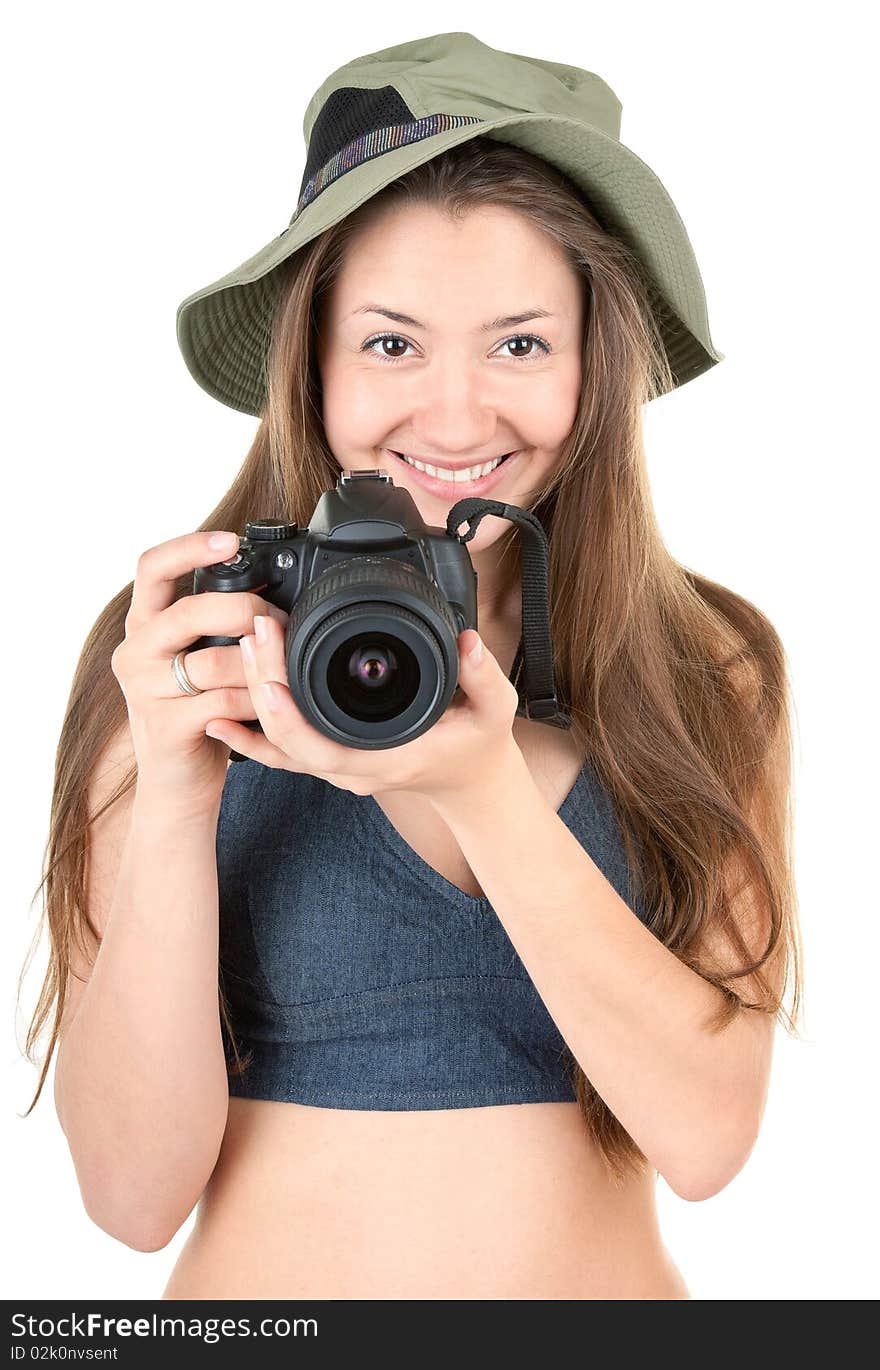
left=176, top=30, right=724, bottom=416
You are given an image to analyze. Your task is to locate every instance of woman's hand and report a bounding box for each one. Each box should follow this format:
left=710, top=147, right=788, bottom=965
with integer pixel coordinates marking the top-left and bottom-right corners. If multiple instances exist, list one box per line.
left=203, top=613, right=522, bottom=805
left=110, top=530, right=290, bottom=816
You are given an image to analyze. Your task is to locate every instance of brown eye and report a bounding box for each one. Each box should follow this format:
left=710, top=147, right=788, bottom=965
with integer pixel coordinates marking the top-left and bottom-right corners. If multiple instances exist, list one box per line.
left=498, top=335, right=551, bottom=360
left=362, top=334, right=412, bottom=363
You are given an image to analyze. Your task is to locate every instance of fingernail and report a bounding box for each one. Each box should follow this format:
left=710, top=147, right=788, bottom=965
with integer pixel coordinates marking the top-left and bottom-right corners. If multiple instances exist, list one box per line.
left=254, top=615, right=268, bottom=645
left=468, top=632, right=483, bottom=663
left=240, top=635, right=255, bottom=664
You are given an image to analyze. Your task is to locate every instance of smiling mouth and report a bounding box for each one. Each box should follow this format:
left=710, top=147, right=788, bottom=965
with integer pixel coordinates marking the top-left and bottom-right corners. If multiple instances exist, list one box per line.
left=389, top=451, right=516, bottom=482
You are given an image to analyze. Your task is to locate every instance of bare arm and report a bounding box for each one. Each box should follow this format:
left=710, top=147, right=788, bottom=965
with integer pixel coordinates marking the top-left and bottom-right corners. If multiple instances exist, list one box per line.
left=54, top=729, right=230, bottom=1251
left=431, top=741, right=777, bottom=1203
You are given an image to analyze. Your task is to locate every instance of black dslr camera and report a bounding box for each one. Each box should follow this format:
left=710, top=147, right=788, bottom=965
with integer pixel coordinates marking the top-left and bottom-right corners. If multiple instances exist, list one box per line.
left=190, top=469, right=568, bottom=755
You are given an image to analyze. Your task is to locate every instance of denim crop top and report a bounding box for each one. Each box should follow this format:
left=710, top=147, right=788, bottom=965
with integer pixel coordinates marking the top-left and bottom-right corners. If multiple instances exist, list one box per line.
left=215, top=755, right=651, bottom=1111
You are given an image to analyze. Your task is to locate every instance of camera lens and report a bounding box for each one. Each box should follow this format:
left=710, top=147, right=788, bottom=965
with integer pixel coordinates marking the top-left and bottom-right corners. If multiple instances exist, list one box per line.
left=286, top=557, right=461, bottom=747
left=326, top=630, right=420, bottom=722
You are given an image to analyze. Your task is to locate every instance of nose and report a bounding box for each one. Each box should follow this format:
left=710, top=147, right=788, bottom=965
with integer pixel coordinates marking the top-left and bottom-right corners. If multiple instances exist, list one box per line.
left=407, top=355, right=503, bottom=457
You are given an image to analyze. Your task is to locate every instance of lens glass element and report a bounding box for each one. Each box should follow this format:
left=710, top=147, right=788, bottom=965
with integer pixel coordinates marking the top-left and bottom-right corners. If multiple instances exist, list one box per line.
left=326, top=631, right=421, bottom=722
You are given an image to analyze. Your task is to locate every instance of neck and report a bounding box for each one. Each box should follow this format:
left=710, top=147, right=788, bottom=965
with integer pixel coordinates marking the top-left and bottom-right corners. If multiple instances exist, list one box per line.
left=470, top=541, right=522, bottom=660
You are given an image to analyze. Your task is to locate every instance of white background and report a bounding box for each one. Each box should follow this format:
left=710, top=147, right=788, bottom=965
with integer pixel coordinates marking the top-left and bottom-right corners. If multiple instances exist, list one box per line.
left=4, top=0, right=878, bottom=1301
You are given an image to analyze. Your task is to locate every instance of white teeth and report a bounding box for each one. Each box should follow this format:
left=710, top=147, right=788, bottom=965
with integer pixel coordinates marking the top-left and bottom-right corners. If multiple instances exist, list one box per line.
left=397, top=453, right=506, bottom=482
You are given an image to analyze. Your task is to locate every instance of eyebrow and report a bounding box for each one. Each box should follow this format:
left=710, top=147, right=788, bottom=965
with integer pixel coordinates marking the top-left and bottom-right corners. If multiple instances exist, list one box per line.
left=349, top=303, right=558, bottom=332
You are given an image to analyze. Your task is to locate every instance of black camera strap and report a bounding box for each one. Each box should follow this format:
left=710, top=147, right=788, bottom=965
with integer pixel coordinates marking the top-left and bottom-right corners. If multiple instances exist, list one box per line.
left=447, top=498, right=571, bottom=731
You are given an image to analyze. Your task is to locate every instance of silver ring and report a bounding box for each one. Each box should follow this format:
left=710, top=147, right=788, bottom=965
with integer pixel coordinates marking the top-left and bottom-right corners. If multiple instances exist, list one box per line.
left=171, top=650, right=203, bottom=696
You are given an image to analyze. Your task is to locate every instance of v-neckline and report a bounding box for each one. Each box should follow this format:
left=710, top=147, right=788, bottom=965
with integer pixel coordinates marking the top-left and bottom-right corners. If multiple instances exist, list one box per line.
left=360, top=760, right=588, bottom=909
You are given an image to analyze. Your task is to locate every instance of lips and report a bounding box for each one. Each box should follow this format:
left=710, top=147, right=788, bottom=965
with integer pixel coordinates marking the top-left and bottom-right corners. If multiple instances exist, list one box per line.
left=382, top=447, right=522, bottom=496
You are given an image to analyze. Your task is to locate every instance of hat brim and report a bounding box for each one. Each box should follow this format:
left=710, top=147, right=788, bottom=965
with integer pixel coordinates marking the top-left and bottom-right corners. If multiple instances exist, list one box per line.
left=176, top=112, right=724, bottom=415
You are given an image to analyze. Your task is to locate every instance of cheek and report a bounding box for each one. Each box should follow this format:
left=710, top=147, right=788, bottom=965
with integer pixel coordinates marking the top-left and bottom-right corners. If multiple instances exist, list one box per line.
left=526, top=368, right=582, bottom=447
left=322, top=366, right=401, bottom=445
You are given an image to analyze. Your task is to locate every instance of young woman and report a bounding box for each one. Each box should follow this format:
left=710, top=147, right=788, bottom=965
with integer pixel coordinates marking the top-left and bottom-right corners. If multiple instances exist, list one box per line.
left=24, top=33, right=802, bottom=1299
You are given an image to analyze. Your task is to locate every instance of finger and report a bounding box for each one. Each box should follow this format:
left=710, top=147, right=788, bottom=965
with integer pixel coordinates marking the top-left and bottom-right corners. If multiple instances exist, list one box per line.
left=140, top=590, right=288, bottom=661
left=141, top=685, right=256, bottom=732
left=455, top=629, right=516, bottom=718
left=454, top=629, right=484, bottom=699
left=204, top=716, right=293, bottom=768
left=127, top=530, right=241, bottom=630
left=239, top=618, right=300, bottom=741
left=240, top=614, right=352, bottom=771
left=143, top=643, right=249, bottom=699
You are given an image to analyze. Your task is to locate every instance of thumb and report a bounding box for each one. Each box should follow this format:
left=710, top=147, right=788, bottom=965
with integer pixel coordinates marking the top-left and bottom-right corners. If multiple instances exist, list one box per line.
left=458, top=629, right=520, bottom=723
left=460, top=628, right=486, bottom=669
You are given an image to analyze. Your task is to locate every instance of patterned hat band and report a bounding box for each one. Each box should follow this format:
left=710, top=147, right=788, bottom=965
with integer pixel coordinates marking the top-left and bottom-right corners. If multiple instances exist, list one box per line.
left=293, top=109, right=484, bottom=222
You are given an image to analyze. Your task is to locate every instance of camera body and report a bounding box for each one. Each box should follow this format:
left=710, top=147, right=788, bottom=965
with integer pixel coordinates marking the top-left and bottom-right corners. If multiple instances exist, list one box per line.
left=191, top=470, right=478, bottom=751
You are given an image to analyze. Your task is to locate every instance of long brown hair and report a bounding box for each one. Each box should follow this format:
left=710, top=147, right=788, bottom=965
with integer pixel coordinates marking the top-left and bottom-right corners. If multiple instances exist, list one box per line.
left=19, top=136, right=804, bottom=1185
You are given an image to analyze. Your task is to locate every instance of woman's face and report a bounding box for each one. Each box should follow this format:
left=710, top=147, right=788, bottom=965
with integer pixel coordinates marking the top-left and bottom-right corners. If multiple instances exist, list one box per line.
left=317, top=202, right=584, bottom=554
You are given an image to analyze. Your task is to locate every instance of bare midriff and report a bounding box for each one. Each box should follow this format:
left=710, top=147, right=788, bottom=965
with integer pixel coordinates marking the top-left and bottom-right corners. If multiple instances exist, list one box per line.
left=162, top=1098, right=691, bottom=1300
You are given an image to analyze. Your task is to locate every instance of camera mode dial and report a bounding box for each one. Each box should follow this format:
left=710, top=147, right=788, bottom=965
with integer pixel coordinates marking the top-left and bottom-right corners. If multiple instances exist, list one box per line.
left=244, top=519, right=298, bottom=541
